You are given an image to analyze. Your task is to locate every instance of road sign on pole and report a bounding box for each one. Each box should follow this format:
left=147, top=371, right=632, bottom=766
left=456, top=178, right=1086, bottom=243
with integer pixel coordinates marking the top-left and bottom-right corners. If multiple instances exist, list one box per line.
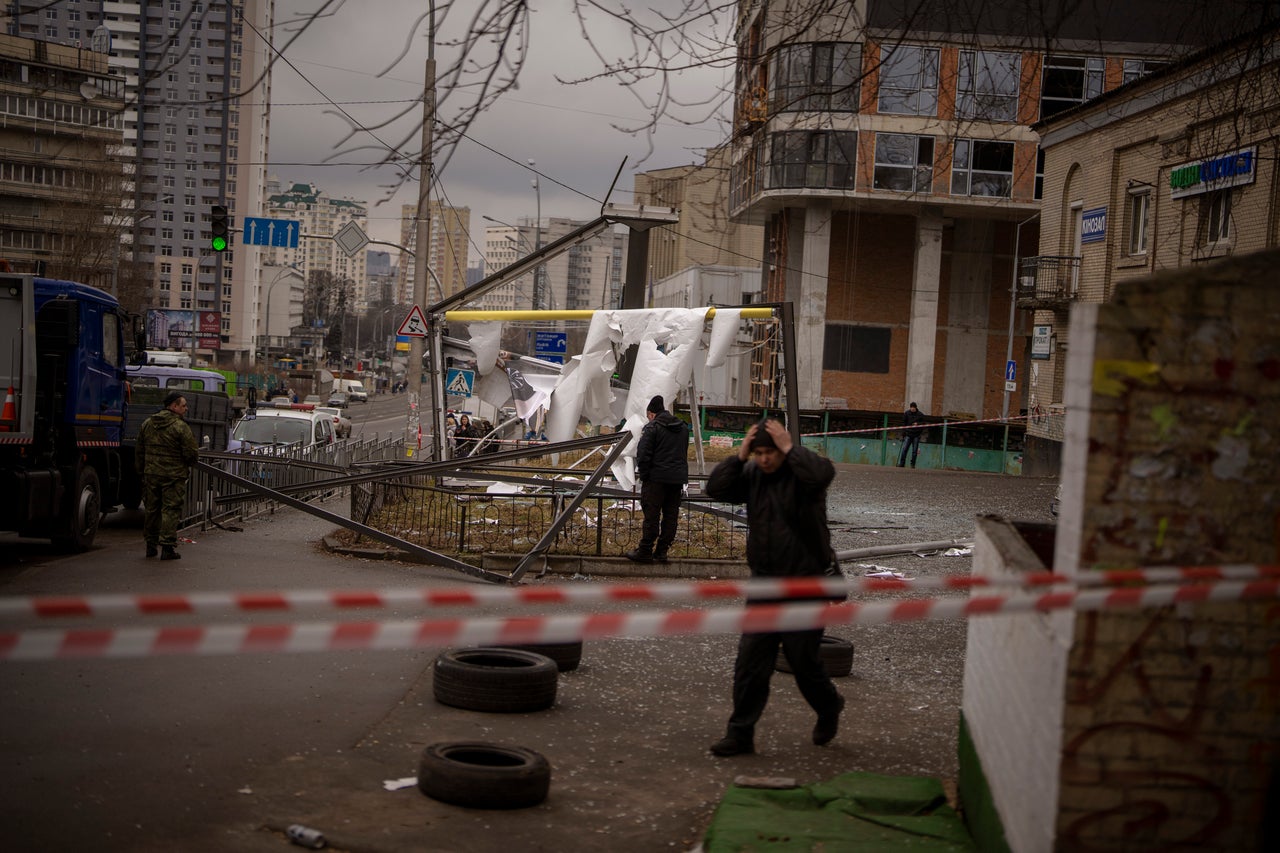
left=1005, top=360, right=1017, bottom=382
left=333, top=221, right=369, bottom=257
left=446, top=368, right=475, bottom=397
left=242, top=217, right=300, bottom=248
left=534, top=331, right=567, bottom=364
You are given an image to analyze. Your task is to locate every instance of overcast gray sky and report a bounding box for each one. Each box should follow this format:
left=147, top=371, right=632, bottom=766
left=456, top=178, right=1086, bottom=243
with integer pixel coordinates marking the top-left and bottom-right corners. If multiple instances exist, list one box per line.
left=266, top=0, right=733, bottom=262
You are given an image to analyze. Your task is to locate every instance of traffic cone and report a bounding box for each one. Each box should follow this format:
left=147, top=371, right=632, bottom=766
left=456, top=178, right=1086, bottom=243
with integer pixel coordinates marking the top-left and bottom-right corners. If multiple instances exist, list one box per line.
left=1, top=386, right=15, bottom=422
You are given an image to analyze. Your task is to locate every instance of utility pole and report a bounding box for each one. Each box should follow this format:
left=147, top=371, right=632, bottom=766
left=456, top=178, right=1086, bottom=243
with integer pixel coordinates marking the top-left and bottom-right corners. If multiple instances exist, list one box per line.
left=408, top=5, right=438, bottom=460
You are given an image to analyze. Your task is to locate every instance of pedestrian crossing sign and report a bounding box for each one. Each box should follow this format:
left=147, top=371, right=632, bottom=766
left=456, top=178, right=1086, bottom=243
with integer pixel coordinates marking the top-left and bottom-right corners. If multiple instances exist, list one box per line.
left=446, top=367, right=475, bottom=397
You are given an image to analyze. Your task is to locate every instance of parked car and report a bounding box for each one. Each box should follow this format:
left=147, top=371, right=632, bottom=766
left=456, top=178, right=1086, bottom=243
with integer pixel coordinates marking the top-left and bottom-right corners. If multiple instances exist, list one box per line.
left=228, top=405, right=336, bottom=452
left=303, top=394, right=323, bottom=405
left=327, top=391, right=349, bottom=409
left=315, top=405, right=352, bottom=439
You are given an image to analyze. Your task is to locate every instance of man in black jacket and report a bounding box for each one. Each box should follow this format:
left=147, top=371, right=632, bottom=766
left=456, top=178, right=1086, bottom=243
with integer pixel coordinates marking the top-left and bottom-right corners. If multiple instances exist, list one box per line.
left=897, top=402, right=924, bottom=467
left=704, top=418, right=844, bottom=756
left=625, top=395, right=689, bottom=564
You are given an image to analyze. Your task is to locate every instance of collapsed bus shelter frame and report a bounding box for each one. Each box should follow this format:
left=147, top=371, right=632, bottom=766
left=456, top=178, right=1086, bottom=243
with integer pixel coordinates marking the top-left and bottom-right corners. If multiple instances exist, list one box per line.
left=419, top=203, right=801, bottom=460
left=196, top=203, right=803, bottom=585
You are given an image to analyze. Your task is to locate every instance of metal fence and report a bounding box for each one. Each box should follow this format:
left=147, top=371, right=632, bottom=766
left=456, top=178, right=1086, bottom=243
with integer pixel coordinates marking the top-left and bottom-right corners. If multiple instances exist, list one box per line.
left=348, top=477, right=746, bottom=560
left=182, top=434, right=407, bottom=530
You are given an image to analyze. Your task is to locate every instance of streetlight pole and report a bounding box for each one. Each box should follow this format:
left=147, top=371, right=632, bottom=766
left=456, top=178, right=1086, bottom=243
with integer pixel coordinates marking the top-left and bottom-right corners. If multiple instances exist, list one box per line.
left=1003, top=213, right=1039, bottom=422
left=529, top=158, right=544, bottom=311
left=263, top=264, right=296, bottom=368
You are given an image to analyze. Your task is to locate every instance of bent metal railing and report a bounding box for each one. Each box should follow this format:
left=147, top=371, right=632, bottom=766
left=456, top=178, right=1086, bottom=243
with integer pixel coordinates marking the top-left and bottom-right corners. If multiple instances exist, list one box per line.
left=182, top=434, right=404, bottom=529
left=192, top=431, right=639, bottom=584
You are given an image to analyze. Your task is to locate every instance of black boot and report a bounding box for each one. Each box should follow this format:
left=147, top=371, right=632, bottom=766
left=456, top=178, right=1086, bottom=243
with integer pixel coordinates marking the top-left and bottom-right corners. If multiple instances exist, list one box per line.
left=160, top=545, right=181, bottom=561
left=624, top=546, right=653, bottom=563
left=653, top=549, right=669, bottom=564
left=146, top=544, right=158, bottom=558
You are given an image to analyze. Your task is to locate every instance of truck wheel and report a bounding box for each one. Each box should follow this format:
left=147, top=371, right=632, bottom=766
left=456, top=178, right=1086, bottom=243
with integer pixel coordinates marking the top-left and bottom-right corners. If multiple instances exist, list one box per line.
left=432, top=648, right=558, bottom=713
left=55, top=465, right=102, bottom=552
left=417, top=742, right=550, bottom=809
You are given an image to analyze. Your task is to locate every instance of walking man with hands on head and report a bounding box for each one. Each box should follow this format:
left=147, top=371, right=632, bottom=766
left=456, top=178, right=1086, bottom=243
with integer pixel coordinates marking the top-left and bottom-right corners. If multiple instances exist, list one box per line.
left=625, top=395, right=690, bottom=564
left=704, top=418, right=845, bottom=757
left=136, top=391, right=199, bottom=560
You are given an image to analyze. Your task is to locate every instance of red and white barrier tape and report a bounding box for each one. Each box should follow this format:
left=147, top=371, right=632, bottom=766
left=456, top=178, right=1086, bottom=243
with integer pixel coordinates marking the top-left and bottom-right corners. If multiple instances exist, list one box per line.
left=2, top=565, right=1276, bottom=622
left=2, top=579, right=1276, bottom=662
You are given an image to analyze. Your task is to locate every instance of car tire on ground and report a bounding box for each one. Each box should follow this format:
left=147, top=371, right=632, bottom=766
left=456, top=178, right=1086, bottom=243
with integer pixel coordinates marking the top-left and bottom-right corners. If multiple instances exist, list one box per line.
left=775, top=634, right=854, bottom=677
left=493, top=641, right=583, bottom=672
left=432, top=648, right=558, bottom=712
left=417, top=741, right=550, bottom=809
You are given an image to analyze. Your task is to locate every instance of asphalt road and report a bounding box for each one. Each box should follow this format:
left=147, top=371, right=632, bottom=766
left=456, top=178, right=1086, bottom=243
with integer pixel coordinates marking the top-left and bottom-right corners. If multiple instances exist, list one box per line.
left=0, top=459, right=1058, bottom=852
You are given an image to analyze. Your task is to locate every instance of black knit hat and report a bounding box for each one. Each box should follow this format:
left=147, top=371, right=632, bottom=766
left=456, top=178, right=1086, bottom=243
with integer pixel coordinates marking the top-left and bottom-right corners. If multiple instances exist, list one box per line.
left=646, top=395, right=664, bottom=414
left=162, top=391, right=185, bottom=407
left=751, top=419, right=776, bottom=449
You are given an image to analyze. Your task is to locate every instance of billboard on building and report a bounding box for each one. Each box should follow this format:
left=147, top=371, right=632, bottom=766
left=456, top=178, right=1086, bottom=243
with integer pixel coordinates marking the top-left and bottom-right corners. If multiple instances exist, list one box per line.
left=146, top=309, right=222, bottom=350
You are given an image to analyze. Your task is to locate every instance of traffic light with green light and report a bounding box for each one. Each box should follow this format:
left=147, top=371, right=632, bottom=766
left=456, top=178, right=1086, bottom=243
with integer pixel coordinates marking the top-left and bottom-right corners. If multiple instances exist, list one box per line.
left=210, top=204, right=229, bottom=252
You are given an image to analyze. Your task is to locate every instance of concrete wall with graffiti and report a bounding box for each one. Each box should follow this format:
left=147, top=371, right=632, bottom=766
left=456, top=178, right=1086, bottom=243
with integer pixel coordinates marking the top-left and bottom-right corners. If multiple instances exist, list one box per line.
left=962, top=250, right=1279, bottom=851
left=1052, top=250, right=1279, bottom=849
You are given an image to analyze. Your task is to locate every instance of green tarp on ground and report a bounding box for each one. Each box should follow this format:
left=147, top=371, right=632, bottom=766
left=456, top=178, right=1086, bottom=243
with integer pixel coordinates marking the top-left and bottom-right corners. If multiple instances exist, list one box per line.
left=702, top=771, right=977, bottom=852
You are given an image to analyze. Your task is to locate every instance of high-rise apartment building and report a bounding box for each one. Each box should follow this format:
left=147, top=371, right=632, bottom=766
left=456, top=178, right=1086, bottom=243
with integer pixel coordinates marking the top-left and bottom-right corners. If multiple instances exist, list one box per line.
left=6, top=0, right=274, bottom=366
left=481, top=217, right=627, bottom=313
left=262, top=179, right=369, bottom=310
left=397, top=201, right=470, bottom=306
left=0, top=34, right=126, bottom=291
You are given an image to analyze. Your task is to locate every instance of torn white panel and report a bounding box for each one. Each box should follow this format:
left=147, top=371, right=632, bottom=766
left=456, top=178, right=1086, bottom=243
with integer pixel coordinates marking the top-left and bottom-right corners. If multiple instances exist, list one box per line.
left=486, top=481, right=522, bottom=495
left=707, top=308, right=741, bottom=369
left=476, top=369, right=513, bottom=409
left=546, top=355, right=590, bottom=444
left=543, top=308, right=711, bottom=485
left=468, top=323, right=503, bottom=375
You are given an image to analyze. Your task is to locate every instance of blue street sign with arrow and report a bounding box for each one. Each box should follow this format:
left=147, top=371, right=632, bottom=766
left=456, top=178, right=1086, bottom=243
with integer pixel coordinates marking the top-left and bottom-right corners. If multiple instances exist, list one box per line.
left=535, top=331, right=567, bottom=364
left=242, top=216, right=301, bottom=248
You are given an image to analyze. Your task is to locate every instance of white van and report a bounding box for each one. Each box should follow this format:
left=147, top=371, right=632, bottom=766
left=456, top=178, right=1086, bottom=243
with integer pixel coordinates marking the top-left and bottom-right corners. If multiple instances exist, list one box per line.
left=229, top=403, right=335, bottom=452
left=334, top=378, right=368, bottom=402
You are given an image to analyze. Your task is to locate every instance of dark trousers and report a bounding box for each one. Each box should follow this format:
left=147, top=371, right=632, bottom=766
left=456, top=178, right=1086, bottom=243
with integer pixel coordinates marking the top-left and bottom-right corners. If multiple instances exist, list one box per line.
left=639, top=480, right=682, bottom=555
left=726, top=628, right=842, bottom=743
left=898, top=433, right=920, bottom=466
left=143, top=474, right=188, bottom=547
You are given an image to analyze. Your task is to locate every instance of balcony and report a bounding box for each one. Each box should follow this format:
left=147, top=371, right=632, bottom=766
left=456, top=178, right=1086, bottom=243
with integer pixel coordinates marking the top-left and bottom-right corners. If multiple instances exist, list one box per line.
left=1017, top=256, right=1081, bottom=309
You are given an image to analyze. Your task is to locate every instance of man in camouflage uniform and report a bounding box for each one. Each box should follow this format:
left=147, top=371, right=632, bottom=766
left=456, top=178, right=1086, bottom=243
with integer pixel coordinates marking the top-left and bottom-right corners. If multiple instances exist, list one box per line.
left=137, top=391, right=200, bottom=560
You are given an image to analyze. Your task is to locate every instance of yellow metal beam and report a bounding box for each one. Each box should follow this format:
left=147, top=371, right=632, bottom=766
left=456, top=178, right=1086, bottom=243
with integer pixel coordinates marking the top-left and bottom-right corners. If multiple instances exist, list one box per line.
left=442, top=307, right=777, bottom=322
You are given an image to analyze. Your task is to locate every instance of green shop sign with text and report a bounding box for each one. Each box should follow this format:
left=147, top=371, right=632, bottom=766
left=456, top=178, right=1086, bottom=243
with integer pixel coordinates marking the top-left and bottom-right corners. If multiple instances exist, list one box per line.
left=1169, top=147, right=1257, bottom=199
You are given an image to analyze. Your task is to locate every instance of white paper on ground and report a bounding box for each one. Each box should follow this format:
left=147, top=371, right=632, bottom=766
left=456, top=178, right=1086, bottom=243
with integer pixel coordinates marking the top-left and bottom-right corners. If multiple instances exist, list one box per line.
left=383, top=777, right=417, bottom=791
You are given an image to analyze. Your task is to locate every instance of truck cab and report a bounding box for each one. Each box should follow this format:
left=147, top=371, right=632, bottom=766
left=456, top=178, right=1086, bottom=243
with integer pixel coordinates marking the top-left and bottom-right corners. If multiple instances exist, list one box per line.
left=0, top=274, right=128, bottom=549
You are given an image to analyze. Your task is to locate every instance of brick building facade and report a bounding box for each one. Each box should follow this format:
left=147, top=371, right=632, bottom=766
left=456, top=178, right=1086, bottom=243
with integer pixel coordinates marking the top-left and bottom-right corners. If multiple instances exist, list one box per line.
left=729, top=1, right=1243, bottom=417
left=1024, top=23, right=1280, bottom=475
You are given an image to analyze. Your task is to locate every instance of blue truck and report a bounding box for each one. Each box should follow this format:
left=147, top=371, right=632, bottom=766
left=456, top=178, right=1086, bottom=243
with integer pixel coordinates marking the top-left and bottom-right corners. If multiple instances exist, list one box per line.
left=0, top=274, right=130, bottom=549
